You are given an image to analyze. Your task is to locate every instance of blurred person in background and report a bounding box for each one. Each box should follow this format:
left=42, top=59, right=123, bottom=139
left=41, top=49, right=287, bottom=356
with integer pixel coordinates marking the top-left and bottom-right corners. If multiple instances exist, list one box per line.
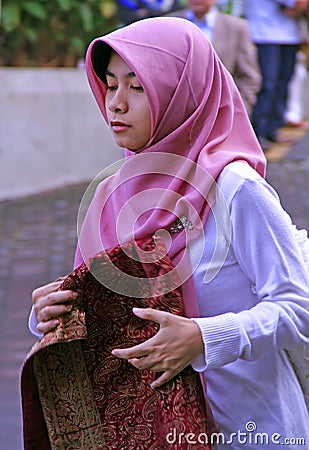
left=171, top=0, right=261, bottom=117
left=285, top=46, right=309, bottom=128
left=115, top=0, right=184, bottom=25
left=284, top=8, right=309, bottom=129
left=244, top=0, right=309, bottom=151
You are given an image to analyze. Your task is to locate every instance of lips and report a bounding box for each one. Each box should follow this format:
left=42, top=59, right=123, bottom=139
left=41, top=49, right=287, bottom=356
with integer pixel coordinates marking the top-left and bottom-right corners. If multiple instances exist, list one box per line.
left=110, top=121, right=130, bottom=132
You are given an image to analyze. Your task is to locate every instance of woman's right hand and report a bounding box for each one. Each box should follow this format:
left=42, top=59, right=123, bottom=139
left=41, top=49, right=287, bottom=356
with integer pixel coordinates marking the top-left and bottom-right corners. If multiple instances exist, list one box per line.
left=32, top=280, right=78, bottom=334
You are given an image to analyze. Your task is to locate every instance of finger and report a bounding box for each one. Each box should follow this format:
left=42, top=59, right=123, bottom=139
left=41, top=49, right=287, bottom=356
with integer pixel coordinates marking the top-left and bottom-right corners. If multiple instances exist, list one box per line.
left=133, top=307, right=170, bottom=325
left=112, top=335, right=160, bottom=359
left=112, top=340, right=152, bottom=360
left=37, top=319, right=60, bottom=334
left=55, top=276, right=66, bottom=282
left=32, top=280, right=64, bottom=301
left=151, top=370, right=175, bottom=389
left=127, top=357, right=151, bottom=369
left=34, top=290, right=77, bottom=314
left=44, top=290, right=78, bottom=306
left=128, top=357, right=166, bottom=372
left=37, top=303, right=73, bottom=322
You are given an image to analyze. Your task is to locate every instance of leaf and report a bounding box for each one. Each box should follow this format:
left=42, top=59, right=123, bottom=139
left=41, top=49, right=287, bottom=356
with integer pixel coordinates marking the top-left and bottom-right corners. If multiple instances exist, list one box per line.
left=99, top=1, right=117, bottom=19
left=24, top=27, right=38, bottom=43
left=21, top=2, right=48, bottom=20
left=1, top=3, right=21, bottom=32
left=79, top=3, right=93, bottom=32
left=55, top=0, right=74, bottom=11
left=70, top=36, right=85, bottom=54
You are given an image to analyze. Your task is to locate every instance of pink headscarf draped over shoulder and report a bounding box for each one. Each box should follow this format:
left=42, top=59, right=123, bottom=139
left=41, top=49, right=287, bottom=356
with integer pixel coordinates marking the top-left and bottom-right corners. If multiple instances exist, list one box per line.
left=75, top=17, right=266, bottom=315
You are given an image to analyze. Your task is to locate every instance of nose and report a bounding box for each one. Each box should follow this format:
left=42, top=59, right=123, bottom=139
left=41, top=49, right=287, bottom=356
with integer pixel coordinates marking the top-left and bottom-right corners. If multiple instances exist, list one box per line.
left=107, top=89, right=128, bottom=114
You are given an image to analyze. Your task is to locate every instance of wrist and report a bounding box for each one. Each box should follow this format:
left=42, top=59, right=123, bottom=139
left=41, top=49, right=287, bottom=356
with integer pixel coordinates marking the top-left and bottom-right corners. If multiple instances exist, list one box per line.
left=189, top=318, right=205, bottom=360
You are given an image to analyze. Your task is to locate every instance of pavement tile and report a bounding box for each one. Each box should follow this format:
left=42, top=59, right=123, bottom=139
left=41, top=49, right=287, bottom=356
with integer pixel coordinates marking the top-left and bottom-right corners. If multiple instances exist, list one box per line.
left=0, top=183, right=87, bottom=448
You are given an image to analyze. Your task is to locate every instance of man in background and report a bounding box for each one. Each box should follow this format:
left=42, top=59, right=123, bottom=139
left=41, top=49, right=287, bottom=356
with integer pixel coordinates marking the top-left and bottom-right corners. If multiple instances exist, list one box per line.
left=244, top=0, right=309, bottom=150
left=116, top=0, right=183, bottom=25
left=171, top=0, right=261, bottom=117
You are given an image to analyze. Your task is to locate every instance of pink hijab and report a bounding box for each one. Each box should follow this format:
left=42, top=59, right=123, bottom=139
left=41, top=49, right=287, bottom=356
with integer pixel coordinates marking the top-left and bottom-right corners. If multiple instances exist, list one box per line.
left=75, top=17, right=266, bottom=315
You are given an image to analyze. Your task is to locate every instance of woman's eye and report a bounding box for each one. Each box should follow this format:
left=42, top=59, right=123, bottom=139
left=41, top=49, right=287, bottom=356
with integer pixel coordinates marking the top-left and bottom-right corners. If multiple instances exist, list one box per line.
left=131, top=86, right=144, bottom=91
left=106, top=85, right=117, bottom=91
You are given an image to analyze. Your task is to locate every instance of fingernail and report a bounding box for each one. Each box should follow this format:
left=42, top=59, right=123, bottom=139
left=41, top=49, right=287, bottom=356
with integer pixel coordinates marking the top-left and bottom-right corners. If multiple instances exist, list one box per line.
left=133, top=307, right=143, bottom=314
left=72, top=292, right=78, bottom=298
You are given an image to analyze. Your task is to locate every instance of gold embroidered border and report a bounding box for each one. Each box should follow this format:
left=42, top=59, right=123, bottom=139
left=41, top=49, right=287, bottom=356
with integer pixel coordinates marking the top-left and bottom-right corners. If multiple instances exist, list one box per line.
left=33, top=341, right=106, bottom=449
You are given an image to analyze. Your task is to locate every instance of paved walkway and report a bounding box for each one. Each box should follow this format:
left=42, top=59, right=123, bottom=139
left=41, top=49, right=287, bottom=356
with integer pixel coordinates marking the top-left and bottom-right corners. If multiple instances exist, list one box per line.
left=0, top=129, right=308, bottom=449
left=0, top=184, right=88, bottom=448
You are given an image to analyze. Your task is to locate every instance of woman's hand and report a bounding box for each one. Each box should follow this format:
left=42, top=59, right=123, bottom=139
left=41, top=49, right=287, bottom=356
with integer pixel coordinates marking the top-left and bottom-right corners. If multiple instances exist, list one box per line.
left=32, top=280, right=78, bottom=334
left=282, top=0, right=309, bottom=17
left=112, top=307, right=204, bottom=389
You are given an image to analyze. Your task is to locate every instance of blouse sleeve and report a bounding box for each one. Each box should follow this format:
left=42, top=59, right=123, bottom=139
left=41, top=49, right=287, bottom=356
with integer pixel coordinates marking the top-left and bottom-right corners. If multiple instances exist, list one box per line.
left=28, top=305, right=44, bottom=339
left=192, top=176, right=309, bottom=370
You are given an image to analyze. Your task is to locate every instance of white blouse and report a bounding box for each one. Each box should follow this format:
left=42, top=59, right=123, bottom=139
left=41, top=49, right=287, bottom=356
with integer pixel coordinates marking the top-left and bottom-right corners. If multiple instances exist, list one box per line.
left=190, top=162, right=309, bottom=449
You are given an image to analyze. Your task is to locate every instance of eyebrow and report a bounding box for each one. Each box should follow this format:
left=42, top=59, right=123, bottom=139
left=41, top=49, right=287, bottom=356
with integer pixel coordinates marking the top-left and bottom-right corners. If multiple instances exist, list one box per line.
left=105, top=69, right=137, bottom=79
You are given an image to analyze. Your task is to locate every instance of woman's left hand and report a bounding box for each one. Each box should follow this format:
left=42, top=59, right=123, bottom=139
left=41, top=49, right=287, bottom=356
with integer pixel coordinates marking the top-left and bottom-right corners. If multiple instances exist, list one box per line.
left=112, top=307, right=204, bottom=389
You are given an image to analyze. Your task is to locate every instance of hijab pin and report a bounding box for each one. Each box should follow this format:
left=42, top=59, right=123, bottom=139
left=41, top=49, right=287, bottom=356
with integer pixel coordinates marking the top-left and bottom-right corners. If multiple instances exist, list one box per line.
left=170, top=215, right=194, bottom=234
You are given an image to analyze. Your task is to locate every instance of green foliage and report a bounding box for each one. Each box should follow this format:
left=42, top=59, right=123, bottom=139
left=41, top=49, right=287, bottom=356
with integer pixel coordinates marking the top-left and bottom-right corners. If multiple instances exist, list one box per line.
left=217, top=1, right=233, bottom=15
left=0, top=0, right=119, bottom=66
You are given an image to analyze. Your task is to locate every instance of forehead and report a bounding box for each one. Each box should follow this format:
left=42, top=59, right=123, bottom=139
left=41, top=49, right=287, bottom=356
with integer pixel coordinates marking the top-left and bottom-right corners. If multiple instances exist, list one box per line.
left=107, top=52, right=137, bottom=77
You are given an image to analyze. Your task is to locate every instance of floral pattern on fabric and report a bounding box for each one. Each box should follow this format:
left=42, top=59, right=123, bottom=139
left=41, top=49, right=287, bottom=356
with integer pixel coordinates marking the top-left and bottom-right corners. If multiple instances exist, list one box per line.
left=21, top=236, right=212, bottom=449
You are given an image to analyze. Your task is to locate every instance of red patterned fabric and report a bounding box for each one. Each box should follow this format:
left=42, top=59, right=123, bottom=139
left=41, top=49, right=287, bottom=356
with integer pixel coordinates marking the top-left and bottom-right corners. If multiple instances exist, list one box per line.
left=21, top=237, right=214, bottom=449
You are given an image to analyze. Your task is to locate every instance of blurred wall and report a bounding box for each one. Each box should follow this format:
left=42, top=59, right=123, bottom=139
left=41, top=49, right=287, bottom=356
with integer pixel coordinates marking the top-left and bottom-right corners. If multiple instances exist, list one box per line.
left=0, top=68, right=122, bottom=201
left=1, top=68, right=309, bottom=202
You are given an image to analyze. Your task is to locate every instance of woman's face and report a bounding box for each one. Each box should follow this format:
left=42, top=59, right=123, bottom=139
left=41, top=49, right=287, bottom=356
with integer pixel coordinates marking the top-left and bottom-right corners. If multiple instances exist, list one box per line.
left=105, top=52, right=152, bottom=152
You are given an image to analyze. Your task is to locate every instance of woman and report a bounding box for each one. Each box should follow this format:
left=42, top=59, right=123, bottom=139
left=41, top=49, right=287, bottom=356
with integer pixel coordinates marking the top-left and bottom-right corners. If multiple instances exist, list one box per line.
left=28, top=17, right=309, bottom=448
